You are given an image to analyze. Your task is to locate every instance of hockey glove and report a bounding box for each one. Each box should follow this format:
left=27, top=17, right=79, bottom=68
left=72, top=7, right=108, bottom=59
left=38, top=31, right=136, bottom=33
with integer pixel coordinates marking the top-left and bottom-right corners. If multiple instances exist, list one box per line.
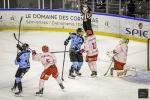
left=113, top=50, right=117, bottom=54
left=16, top=44, right=23, bottom=51
left=64, top=39, right=69, bottom=46
left=80, top=49, right=85, bottom=54
left=32, top=50, right=37, bottom=56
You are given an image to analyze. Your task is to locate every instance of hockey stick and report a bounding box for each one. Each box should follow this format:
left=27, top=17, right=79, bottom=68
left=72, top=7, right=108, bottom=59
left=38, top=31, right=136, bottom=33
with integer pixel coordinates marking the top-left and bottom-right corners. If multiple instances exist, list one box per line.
left=14, top=33, right=69, bottom=53
left=104, top=60, right=113, bottom=76
left=52, top=51, right=69, bottom=53
left=17, top=16, right=23, bottom=45
left=14, top=33, right=24, bottom=45
left=61, top=45, right=67, bottom=81
left=104, top=52, right=118, bottom=76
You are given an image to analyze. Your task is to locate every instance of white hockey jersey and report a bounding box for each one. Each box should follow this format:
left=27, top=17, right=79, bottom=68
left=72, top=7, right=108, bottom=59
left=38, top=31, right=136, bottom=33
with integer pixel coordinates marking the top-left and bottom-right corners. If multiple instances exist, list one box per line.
left=84, top=35, right=98, bottom=56
left=113, top=43, right=128, bottom=63
left=32, top=52, right=56, bottom=69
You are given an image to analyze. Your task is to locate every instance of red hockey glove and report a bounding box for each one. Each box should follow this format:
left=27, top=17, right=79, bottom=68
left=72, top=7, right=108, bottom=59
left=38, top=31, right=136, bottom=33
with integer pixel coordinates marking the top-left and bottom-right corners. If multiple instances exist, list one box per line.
left=113, top=50, right=117, bottom=54
left=80, top=49, right=85, bottom=54
left=32, top=50, right=36, bottom=56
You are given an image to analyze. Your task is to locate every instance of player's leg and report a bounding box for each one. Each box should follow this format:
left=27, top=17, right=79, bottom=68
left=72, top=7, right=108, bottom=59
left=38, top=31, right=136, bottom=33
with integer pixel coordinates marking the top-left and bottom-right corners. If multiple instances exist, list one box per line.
left=69, top=51, right=78, bottom=78
left=75, top=53, right=83, bottom=76
left=11, top=68, right=20, bottom=92
left=86, top=55, right=97, bottom=76
left=88, top=61, right=97, bottom=77
left=36, top=67, right=51, bottom=96
left=51, top=65, right=64, bottom=89
left=91, top=61, right=97, bottom=76
left=83, top=21, right=87, bottom=32
left=35, top=79, right=45, bottom=96
left=14, top=68, right=23, bottom=96
left=69, top=62, right=78, bottom=78
left=113, top=60, right=125, bottom=77
left=85, top=19, right=93, bottom=35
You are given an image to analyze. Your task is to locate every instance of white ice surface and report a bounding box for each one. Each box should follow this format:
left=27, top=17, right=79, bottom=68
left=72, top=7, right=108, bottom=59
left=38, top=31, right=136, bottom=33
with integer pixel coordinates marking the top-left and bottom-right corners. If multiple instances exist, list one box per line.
left=0, top=30, right=149, bottom=100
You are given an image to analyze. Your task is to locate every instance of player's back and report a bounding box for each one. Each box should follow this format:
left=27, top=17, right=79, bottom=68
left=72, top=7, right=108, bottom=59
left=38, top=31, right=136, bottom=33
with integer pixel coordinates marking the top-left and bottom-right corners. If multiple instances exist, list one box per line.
left=15, top=51, right=30, bottom=68
left=84, top=35, right=98, bottom=56
left=69, top=33, right=84, bottom=51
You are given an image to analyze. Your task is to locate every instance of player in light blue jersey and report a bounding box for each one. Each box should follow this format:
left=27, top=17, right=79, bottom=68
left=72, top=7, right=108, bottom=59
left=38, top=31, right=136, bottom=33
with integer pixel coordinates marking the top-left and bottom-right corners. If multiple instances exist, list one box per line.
left=64, top=28, right=84, bottom=78
left=11, top=43, right=31, bottom=96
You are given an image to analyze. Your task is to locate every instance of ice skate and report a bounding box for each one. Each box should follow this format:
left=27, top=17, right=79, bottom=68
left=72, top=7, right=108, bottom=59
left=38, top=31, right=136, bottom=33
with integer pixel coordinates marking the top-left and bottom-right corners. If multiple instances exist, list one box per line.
left=68, top=68, right=76, bottom=79
left=75, top=71, right=82, bottom=76
left=35, top=88, right=43, bottom=97
left=59, top=83, right=64, bottom=89
left=15, top=91, right=23, bottom=97
left=68, top=73, right=76, bottom=79
left=91, top=71, right=97, bottom=78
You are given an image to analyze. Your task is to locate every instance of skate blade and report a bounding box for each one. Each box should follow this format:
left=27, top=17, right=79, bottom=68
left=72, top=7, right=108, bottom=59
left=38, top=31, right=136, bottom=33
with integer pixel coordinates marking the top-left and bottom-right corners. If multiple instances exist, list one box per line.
left=76, top=74, right=82, bottom=77
left=14, top=94, right=23, bottom=97
left=68, top=76, right=75, bottom=79
left=91, top=75, right=97, bottom=78
left=35, top=94, right=43, bottom=97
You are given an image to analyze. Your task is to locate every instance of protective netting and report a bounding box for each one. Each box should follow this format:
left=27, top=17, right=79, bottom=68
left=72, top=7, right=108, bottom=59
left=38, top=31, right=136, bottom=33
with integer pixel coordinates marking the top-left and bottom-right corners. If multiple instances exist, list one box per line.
left=148, top=39, right=150, bottom=70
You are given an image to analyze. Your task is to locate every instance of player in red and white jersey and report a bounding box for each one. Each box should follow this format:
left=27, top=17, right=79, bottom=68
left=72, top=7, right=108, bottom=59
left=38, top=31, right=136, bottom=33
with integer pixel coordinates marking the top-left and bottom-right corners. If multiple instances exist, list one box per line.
left=111, top=38, right=129, bottom=77
left=83, top=30, right=98, bottom=77
left=32, top=45, right=64, bottom=96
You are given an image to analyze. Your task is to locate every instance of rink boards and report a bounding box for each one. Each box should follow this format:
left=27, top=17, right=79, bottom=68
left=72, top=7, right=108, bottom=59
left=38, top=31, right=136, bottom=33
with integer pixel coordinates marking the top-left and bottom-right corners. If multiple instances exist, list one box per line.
left=0, top=8, right=150, bottom=42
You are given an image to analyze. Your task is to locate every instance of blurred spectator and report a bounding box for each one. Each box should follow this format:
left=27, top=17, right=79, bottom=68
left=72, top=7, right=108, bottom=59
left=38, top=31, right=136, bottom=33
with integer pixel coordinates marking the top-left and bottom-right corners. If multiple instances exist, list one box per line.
left=96, top=0, right=106, bottom=9
left=127, top=0, right=136, bottom=17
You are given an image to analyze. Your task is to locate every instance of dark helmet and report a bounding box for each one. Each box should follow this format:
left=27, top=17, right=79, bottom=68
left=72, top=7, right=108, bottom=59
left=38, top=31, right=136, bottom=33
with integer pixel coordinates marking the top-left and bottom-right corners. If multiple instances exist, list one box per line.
left=22, top=43, right=29, bottom=50
left=76, top=28, right=84, bottom=35
left=76, top=28, right=83, bottom=33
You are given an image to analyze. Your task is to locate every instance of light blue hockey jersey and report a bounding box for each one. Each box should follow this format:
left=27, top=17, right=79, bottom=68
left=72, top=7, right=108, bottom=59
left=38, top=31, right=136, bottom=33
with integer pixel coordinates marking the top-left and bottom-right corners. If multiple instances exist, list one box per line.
left=68, top=33, right=84, bottom=52
left=15, top=51, right=30, bottom=68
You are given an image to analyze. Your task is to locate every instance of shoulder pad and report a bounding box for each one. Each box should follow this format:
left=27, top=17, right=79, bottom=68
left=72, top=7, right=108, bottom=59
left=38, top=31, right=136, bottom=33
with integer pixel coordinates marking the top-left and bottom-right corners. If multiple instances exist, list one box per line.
left=69, top=32, right=76, bottom=35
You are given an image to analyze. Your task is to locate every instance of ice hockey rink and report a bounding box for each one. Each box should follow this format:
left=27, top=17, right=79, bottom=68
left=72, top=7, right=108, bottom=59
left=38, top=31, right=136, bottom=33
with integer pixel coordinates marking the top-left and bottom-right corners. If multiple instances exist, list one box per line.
left=0, top=30, right=150, bottom=100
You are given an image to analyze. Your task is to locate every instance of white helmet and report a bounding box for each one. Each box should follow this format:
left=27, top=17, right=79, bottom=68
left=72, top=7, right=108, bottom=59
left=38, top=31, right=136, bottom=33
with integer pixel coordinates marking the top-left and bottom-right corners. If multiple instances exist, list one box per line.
left=120, top=38, right=129, bottom=44
left=42, top=45, right=49, bottom=52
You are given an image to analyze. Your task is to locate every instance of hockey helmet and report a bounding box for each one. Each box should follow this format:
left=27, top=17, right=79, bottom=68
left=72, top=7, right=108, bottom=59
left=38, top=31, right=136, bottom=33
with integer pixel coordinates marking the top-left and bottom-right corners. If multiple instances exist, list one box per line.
left=120, top=38, right=129, bottom=44
left=76, top=28, right=84, bottom=35
left=86, top=30, right=93, bottom=36
left=22, top=43, right=29, bottom=50
left=82, top=1, right=88, bottom=8
left=42, top=45, right=49, bottom=52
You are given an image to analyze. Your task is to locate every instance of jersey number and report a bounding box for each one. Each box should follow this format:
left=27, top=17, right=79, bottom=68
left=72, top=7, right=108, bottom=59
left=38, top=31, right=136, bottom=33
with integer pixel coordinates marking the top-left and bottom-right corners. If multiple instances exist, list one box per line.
left=92, top=42, right=97, bottom=49
left=46, top=59, right=50, bottom=63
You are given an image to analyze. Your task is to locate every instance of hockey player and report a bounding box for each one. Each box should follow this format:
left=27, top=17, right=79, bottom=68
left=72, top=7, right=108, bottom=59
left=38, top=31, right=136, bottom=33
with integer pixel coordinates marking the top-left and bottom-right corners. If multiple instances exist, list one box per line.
left=64, top=28, right=84, bottom=78
left=32, top=45, right=64, bottom=96
left=11, top=43, right=31, bottom=96
left=110, top=38, right=129, bottom=77
left=82, top=31, right=98, bottom=77
left=81, top=2, right=93, bottom=36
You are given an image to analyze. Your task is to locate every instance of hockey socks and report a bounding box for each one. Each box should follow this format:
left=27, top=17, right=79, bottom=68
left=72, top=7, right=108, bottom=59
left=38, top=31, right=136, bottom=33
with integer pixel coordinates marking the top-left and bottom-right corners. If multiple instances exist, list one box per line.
left=69, top=67, right=76, bottom=78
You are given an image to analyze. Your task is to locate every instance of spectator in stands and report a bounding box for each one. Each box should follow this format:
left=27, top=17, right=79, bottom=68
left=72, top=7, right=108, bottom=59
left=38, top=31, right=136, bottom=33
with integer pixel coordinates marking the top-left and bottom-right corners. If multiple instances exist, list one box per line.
left=127, top=0, right=136, bottom=17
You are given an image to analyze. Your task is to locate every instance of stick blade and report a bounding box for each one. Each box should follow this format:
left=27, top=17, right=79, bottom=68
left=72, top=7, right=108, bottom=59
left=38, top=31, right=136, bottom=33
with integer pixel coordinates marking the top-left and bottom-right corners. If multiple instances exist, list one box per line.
left=104, top=73, right=107, bottom=76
